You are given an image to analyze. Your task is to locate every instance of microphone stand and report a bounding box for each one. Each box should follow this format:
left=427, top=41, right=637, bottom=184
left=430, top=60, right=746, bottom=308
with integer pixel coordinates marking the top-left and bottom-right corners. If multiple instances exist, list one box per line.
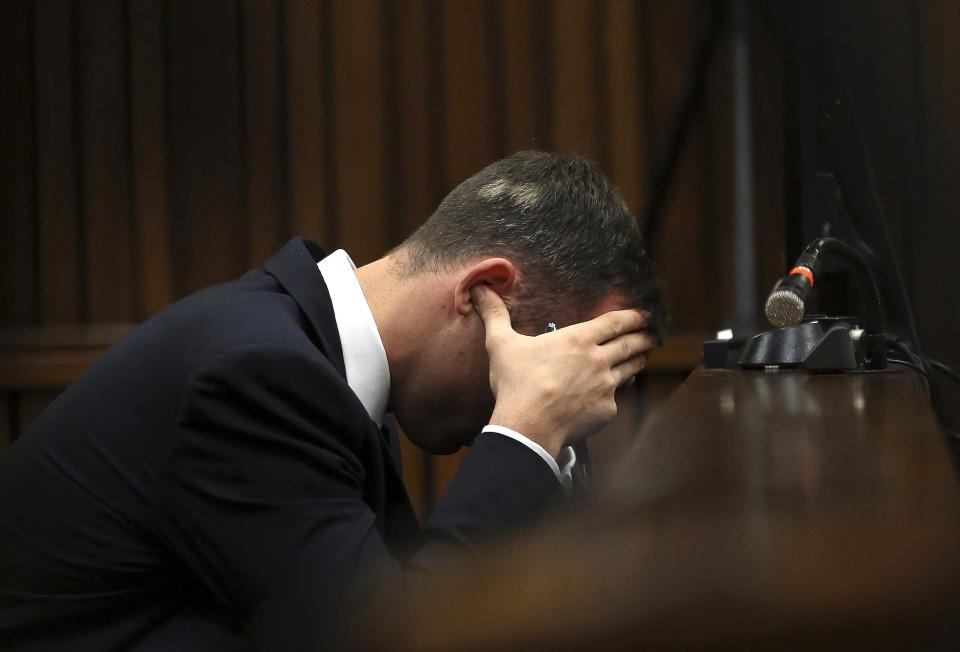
left=715, top=235, right=888, bottom=373
left=799, top=237, right=886, bottom=369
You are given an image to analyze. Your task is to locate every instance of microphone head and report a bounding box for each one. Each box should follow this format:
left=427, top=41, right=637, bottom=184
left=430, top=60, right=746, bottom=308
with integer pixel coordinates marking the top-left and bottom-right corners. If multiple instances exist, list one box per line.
left=765, top=289, right=805, bottom=328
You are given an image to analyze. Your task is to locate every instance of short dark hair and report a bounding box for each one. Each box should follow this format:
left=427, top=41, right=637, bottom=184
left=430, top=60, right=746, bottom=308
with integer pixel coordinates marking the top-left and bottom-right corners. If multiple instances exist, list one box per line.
left=400, top=151, right=666, bottom=338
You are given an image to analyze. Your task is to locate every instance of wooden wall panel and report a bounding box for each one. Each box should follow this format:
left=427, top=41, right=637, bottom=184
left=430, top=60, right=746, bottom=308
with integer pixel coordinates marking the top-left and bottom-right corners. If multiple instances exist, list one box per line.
left=441, top=0, right=499, bottom=187
left=331, top=0, right=389, bottom=265
left=4, top=0, right=745, bottom=329
left=917, top=0, right=960, bottom=427
left=0, top=1, right=37, bottom=327
left=34, top=0, right=80, bottom=325
left=129, top=0, right=173, bottom=319
left=751, top=3, right=785, bottom=311
left=286, top=0, right=330, bottom=247
left=643, top=0, right=708, bottom=333
left=166, top=0, right=245, bottom=296
left=242, top=0, right=286, bottom=268
left=501, top=0, right=550, bottom=152
left=78, top=1, right=134, bottom=322
left=395, top=0, right=440, bottom=240
left=605, top=0, right=648, bottom=216
left=699, top=32, right=731, bottom=326
left=551, top=0, right=603, bottom=161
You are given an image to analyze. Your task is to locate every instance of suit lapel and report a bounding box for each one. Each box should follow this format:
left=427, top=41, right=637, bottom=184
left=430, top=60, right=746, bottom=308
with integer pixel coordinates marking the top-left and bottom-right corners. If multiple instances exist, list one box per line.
left=379, top=417, right=422, bottom=554
left=265, top=238, right=421, bottom=543
left=263, top=238, right=347, bottom=380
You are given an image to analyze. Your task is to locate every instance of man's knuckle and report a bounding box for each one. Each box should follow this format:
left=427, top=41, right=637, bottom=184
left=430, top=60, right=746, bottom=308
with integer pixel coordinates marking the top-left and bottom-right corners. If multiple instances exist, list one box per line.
left=608, top=315, right=623, bottom=337
left=602, top=400, right=618, bottom=421
left=591, top=350, right=607, bottom=371
left=602, top=372, right=617, bottom=393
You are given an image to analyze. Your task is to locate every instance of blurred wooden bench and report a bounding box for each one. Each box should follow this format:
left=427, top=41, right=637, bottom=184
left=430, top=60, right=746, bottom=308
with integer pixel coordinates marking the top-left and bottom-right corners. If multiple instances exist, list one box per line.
left=372, top=366, right=960, bottom=650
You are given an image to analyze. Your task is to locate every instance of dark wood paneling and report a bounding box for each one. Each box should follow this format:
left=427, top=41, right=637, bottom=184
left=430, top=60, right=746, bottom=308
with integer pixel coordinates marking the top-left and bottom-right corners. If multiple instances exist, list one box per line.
left=501, top=0, right=541, bottom=152
left=242, top=0, right=285, bottom=268
left=78, top=0, right=134, bottom=322
left=644, top=0, right=710, bottom=333
left=285, top=0, right=330, bottom=247
left=331, top=0, right=388, bottom=265
left=751, top=1, right=785, bottom=309
left=5, top=0, right=747, bottom=330
left=34, top=0, right=80, bottom=325
left=0, top=1, right=37, bottom=326
left=699, top=28, right=732, bottom=326
left=917, top=0, right=960, bottom=427
left=605, top=0, right=648, bottom=216
left=502, top=0, right=552, bottom=153
left=129, top=0, right=173, bottom=319
left=166, top=0, right=245, bottom=296
left=551, top=0, right=603, bottom=161
left=441, top=0, right=498, bottom=187
left=394, top=0, right=438, bottom=239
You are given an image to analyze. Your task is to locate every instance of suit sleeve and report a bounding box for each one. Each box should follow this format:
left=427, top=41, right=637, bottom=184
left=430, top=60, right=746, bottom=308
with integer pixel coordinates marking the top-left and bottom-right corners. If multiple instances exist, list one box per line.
left=159, top=343, right=562, bottom=648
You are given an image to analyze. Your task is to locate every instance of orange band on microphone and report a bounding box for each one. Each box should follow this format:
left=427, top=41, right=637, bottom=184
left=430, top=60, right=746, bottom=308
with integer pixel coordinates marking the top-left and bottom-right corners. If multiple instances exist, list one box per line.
left=789, top=267, right=814, bottom=287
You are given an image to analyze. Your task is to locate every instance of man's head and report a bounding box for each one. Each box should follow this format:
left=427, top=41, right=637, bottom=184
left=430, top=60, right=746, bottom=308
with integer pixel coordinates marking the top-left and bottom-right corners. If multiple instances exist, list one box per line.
left=361, top=151, right=665, bottom=453
left=398, top=151, right=665, bottom=338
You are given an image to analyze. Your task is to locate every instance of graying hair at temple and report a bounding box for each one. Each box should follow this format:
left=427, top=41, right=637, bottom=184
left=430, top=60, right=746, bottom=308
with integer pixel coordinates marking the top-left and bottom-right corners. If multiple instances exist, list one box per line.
left=398, top=151, right=666, bottom=338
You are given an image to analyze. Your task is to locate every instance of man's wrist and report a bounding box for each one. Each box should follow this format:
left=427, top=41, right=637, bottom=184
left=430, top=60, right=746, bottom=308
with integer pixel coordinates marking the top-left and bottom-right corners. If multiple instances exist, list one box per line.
left=488, top=408, right=562, bottom=460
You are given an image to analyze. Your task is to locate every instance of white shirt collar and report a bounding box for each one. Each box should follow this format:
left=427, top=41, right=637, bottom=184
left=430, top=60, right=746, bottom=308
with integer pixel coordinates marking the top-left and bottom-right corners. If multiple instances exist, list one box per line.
left=316, top=249, right=391, bottom=427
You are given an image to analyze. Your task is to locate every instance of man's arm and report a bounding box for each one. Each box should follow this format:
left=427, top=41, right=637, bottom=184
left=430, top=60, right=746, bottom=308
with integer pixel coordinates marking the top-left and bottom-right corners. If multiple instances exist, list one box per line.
left=159, top=342, right=563, bottom=649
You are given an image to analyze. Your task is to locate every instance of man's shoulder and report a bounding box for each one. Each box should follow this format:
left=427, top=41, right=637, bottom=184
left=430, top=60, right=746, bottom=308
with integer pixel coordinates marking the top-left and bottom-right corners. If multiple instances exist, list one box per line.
left=148, top=268, right=331, bottom=366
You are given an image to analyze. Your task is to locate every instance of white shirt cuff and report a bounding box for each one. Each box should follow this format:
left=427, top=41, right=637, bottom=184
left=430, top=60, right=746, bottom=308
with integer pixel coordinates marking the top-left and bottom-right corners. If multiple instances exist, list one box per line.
left=481, top=425, right=576, bottom=494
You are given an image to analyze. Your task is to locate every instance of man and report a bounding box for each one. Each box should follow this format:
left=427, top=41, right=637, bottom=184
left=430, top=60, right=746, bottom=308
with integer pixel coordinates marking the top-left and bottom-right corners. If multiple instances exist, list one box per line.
left=0, top=151, right=664, bottom=649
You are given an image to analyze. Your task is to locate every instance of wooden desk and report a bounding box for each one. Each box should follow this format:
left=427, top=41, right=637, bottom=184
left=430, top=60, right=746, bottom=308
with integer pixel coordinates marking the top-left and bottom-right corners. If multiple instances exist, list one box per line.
left=375, top=366, right=960, bottom=650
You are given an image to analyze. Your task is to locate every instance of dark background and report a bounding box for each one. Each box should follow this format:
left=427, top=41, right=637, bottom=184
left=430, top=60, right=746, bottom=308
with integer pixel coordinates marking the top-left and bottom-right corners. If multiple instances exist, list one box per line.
left=1, top=0, right=957, bottom=514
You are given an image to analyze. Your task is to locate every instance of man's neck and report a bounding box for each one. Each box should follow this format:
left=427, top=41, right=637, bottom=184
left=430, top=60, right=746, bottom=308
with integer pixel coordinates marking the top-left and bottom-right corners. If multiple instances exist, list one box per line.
left=356, top=254, right=447, bottom=410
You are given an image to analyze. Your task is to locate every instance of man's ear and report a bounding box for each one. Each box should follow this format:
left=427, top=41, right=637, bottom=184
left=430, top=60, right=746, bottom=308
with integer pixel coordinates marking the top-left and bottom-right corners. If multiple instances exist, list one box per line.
left=453, top=258, right=517, bottom=316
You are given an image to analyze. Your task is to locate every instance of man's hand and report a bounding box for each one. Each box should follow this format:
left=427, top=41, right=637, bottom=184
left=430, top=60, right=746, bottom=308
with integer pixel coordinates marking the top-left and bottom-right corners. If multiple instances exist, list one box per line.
left=471, top=286, right=656, bottom=460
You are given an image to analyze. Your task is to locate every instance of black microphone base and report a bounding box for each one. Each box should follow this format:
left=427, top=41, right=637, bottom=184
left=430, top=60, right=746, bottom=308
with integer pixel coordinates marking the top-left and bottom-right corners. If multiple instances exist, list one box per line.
left=737, top=318, right=865, bottom=372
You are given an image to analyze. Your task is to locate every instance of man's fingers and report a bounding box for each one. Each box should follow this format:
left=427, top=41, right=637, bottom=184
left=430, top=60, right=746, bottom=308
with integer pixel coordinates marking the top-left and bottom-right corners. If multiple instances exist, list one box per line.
left=599, top=331, right=657, bottom=366
left=470, top=286, right=514, bottom=340
left=574, top=309, right=649, bottom=344
left=611, top=354, right=646, bottom=387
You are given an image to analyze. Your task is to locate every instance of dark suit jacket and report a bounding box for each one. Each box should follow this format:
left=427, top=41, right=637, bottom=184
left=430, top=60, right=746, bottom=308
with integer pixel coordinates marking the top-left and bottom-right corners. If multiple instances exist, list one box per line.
left=0, top=238, right=563, bottom=650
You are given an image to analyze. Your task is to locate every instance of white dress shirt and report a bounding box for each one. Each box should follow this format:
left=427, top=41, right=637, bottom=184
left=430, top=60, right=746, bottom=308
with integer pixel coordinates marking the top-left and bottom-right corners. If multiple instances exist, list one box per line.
left=316, top=249, right=575, bottom=492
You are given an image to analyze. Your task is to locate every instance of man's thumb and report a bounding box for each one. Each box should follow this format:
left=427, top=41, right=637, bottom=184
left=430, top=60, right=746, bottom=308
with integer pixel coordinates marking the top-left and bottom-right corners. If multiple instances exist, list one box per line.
left=470, top=286, right=510, bottom=335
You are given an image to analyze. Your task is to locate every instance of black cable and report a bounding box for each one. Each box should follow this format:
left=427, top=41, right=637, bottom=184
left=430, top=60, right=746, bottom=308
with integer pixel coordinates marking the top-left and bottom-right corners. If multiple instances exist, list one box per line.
left=887, top=358, right=927, bottom=377
left=641, top=0, right=726, bottom=250
left=885, top=336, right=922, bottom=365
left=886, top=358, right=931, bottom=397
left=885, top=336, right=960, bottom=444
left=831, top=43, right=925, bottom=360
left=930, top=359, right=960, bottom=387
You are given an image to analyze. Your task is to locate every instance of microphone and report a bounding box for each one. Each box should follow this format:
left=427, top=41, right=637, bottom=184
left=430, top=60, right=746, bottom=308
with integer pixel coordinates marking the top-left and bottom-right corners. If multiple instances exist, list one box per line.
left=762, top=236, right=887, bottom=368
left=764, top=266, right=815, bottom=328
left=764, top=240, right=823, bottom=329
